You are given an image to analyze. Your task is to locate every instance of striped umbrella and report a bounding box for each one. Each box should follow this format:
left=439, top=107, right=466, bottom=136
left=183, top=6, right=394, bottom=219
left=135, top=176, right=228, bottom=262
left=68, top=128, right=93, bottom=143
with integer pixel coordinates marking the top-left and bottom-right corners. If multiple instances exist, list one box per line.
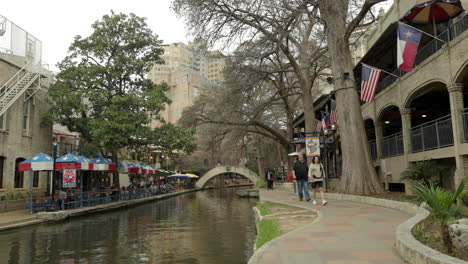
left=18, top=153, right=54, bottom=171
left=404, top=0, right=463, bottom=24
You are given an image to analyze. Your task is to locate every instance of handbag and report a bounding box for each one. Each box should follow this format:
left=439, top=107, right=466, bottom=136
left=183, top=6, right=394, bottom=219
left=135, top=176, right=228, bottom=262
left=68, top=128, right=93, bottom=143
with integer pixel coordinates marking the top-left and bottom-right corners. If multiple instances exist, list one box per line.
left=312, top=164, right=324, bottom=179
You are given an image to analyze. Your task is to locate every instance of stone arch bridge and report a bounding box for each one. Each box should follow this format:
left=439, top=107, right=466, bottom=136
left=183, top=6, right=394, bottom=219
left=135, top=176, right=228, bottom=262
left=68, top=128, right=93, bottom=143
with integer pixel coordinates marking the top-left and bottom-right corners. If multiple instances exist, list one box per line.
left=195, top=166, right=261, bottom=189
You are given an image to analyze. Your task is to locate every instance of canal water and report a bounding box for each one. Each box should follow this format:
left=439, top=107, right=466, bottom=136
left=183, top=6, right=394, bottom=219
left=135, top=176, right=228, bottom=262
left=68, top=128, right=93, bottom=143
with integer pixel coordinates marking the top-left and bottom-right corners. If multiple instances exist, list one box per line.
left=0, top=188, right=258, bottom=264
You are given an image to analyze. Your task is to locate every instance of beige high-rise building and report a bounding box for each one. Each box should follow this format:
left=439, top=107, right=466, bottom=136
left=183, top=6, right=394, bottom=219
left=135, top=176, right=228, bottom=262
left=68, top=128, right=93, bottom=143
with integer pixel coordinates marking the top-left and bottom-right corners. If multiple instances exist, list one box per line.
left=148, top=43, right=226, bottom=125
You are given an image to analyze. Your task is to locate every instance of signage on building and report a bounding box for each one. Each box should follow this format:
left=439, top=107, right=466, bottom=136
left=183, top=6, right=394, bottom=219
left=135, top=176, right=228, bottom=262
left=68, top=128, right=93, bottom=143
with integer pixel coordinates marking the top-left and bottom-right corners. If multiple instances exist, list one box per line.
left=306, top=137, right=320, bottom=157
left=63, top=169, right=77, bottom=188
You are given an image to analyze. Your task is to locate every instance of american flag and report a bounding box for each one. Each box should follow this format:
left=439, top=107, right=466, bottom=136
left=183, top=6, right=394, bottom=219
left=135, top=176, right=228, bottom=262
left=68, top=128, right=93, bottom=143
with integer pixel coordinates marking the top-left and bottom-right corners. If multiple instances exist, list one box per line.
left=315, top=119, right=322, bottom=132
left=360, top=64, right=381, bottom=103
left=330, top=99, right=338, bottom=123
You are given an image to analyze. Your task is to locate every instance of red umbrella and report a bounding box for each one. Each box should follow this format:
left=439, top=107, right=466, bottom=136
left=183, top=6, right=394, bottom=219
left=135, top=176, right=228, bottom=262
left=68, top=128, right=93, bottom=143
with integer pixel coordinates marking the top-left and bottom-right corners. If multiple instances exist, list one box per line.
left=404, top=0, right=463, bottom=24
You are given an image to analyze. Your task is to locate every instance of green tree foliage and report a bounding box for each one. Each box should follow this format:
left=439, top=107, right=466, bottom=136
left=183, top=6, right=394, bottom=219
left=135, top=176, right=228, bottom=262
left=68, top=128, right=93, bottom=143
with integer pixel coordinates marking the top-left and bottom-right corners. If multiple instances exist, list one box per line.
left=413, top=181, right=465, bottom=253
left=44, top=12, right=198, bottom=185
left=148, top=123, right=197, bottom=155
left=45, top=12, right=169, bottom=150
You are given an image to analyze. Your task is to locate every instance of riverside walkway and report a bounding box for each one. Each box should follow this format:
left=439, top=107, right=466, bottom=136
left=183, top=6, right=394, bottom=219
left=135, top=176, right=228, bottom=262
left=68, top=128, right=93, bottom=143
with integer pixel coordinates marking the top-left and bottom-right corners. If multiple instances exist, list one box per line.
left=250, top=189, right=410, bottom=264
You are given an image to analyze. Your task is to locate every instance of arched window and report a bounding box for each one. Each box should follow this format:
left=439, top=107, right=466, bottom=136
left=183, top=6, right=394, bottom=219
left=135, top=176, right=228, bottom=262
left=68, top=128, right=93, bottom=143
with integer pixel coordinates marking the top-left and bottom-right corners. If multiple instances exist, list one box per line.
left=14, top=158, right=25, bottom=188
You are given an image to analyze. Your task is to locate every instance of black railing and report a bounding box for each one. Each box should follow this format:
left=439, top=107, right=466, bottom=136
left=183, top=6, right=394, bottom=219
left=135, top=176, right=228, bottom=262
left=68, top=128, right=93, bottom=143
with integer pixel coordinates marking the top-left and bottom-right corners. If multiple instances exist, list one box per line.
left=381, top=132, right=404, bottom=158
left=462, top=109, right=468, bottom=143
left=375, top=13, right=468, bottom=95
left=411, top=115, right=453, bottom=153
left=368, top=140, right=377, bottom=160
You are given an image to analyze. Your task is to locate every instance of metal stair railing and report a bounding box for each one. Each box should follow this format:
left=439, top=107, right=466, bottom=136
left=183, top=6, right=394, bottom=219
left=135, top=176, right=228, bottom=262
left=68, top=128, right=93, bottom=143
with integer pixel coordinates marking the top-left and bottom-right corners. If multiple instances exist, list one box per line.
left=0, top=63, right=41, bottom=117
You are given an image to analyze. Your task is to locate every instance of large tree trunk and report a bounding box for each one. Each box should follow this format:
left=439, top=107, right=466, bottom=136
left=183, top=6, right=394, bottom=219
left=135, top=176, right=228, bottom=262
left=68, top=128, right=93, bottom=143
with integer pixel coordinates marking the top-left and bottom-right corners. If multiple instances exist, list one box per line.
left=111, top=150, right=120, bottom=188
left=319, top=1, right=383, bottom=195
left=303, top=86, right=315, bottom=164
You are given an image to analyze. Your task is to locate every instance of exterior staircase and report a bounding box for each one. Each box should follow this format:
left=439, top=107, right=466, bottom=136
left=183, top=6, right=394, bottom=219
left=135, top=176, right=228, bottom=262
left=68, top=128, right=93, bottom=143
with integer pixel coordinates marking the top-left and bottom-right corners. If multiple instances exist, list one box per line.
left=0, top=63, right=45, bottom=117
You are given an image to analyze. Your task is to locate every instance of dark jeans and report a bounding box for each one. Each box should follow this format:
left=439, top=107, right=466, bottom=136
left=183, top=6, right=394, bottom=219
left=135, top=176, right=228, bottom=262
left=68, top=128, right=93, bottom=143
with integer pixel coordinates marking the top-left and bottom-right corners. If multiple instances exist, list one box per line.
left=296, top=180, right=310, bottom=200
left=267, top=180, right=274, bottom=189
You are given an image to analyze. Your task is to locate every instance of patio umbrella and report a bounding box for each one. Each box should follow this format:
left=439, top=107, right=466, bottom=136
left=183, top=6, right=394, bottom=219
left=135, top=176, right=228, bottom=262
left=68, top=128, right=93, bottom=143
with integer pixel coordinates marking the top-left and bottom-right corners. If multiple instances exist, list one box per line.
left=185, top=173, right=199, bottom=178
left=167, top=174, right=190, bottom=178
left=127, top=163, right=139, bottom=174
left=18, top=153, right=54, bottom=215
left=104, top=158, right=117, bottom=172
left=146, top=166, right=155, bottom=174
left=77, top=156, right=94, bottom=170
left=18, top=152, right=54, bottom=171
left=91, top=156, right=109, bottom=171
left=55, top=153, right=81, bottom=170
left=404, top=0, right=463, bottom=24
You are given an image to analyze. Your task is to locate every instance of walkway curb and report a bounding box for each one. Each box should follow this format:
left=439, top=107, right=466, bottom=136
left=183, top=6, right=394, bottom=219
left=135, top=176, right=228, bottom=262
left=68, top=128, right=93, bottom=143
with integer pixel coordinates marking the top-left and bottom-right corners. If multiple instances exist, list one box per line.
left=248, top=196, right=323, bottom=264
left=322, top=193, right=466, bottom=264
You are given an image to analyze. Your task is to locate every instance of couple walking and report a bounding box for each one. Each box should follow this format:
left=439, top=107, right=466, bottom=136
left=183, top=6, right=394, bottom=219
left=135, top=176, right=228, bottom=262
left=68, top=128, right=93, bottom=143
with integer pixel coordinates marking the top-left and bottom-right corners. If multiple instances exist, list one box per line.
left=293, top=153, right=327, bottom=206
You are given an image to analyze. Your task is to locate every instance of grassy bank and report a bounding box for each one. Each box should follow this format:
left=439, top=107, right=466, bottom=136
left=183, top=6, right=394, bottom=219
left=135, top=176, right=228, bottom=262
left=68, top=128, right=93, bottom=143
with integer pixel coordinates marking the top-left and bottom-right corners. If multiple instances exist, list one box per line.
left=256, top=219, right=281, bottom=249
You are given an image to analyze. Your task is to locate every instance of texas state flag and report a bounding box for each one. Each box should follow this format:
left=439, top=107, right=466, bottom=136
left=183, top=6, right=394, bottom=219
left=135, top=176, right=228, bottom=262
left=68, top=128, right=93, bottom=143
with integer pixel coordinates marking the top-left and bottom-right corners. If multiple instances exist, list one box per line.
left=397, top=23, right=422, bottom=72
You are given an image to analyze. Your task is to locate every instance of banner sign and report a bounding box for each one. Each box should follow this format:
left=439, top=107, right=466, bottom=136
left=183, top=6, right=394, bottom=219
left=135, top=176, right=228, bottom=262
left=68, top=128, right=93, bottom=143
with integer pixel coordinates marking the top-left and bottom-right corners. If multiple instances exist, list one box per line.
left=306, top=137, right=320, bottom=157
left=63, top=169, right=77, bottom=188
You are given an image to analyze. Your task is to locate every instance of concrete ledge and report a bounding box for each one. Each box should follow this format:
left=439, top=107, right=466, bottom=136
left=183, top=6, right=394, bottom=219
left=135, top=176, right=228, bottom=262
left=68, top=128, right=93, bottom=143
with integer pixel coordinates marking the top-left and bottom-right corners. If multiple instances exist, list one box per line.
left=37, top=189, right=198, bottom=222
left=323, top=193, right=466, bottom=264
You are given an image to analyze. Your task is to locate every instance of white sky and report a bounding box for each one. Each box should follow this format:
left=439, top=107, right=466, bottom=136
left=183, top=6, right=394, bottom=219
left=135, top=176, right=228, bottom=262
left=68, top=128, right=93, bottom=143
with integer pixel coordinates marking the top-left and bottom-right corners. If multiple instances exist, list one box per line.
left=2, top=0, right=394, bottom=71
left=1, top=0, right=189, bottom=71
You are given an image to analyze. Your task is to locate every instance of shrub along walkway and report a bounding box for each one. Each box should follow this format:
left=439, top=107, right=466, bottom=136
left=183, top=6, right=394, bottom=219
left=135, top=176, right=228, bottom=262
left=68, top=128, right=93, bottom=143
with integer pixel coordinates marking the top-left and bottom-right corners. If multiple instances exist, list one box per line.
left=250, top=189, right=411, bottom=264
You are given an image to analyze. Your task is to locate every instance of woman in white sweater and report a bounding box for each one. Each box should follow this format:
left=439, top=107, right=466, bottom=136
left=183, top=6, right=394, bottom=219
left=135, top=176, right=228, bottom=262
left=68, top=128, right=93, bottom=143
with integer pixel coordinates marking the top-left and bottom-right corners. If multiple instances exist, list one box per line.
left=308, top=156, right=327, bottom=206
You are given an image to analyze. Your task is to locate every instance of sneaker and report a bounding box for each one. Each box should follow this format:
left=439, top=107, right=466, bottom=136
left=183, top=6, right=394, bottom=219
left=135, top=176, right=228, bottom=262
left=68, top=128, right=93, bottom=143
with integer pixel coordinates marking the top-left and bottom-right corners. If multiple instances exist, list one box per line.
left=312, top=200, right=317, bottom=205
left=322, top=200, right=328, bottom=206
left=306, top=198, right=311, bottom=202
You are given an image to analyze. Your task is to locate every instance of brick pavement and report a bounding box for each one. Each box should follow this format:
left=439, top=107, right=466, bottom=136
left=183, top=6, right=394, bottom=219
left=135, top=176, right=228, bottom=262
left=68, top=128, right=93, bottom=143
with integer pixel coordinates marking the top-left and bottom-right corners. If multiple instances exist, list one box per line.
left=251, top=190, right=410, bottom=264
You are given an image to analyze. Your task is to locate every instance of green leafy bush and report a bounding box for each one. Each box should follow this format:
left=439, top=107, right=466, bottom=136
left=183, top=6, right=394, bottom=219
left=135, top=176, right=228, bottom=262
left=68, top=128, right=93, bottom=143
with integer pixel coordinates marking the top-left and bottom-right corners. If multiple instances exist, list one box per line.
left=400, top=160, right=444, bottom=187
left=413, top=181, right=465, bottom=253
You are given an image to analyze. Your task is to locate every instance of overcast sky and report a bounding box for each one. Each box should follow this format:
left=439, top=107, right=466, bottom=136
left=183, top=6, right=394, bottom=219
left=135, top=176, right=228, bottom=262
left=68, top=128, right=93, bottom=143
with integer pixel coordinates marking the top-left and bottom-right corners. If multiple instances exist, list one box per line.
left=2, top=0, right=188, bottom=71
left=2, top=0, right=393, bottom=71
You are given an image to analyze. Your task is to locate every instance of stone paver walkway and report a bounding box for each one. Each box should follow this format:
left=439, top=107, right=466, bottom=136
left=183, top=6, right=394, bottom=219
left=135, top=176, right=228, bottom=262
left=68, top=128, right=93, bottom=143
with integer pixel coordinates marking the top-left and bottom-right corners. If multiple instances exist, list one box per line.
left=251, top=190, right=411, bottom=264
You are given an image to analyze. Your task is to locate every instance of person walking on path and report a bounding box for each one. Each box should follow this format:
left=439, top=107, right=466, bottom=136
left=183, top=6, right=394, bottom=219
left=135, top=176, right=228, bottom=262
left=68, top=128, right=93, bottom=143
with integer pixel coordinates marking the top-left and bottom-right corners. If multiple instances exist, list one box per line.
left=293, top=154, right=310, bottom=201
left=265, top=168, right=275, bottom=190
left=309, top=156, right=327, bottom=206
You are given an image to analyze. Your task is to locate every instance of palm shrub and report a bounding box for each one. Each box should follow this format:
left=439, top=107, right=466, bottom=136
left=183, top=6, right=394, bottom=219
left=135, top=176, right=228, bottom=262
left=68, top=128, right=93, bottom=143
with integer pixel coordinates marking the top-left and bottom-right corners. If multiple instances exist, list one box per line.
left=400, top=160, right=444, bottom=187
left=412, top=181, right=465, bottom=254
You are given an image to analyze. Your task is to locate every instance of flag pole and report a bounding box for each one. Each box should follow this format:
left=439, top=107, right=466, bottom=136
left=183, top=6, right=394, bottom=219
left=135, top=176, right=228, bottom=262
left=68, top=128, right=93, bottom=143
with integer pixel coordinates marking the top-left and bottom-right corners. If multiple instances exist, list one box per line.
left=361, top=63, right=400, bottom=78
left=397, top=21, right=446, bottom=43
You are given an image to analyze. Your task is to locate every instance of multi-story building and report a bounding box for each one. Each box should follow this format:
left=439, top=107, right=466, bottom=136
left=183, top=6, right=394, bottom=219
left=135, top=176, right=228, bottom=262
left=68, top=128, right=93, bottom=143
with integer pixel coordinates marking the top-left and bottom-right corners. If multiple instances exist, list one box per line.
left=293, top=1, right=468, bottom=193
left=148, top=42, right=226, bottom=125
left=0, top=15, right=52, bottom=196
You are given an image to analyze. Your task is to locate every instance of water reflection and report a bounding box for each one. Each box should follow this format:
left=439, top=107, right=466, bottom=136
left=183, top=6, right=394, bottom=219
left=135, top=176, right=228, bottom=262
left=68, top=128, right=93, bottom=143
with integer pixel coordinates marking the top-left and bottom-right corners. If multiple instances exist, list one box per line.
left=0, top=188, right=257, bottom=264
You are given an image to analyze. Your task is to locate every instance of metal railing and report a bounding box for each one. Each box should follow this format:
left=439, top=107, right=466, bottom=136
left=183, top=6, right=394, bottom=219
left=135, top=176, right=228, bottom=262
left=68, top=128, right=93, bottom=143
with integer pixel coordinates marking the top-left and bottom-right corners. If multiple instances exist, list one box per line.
left=31, top=184, right=182, bottom=213
left=381, top=132, right=404, bottom=158
left=57, top=143, right=78, bottom=156
left=374, top=13, right=468, bottom=96
left=411, top=114, right=453, bottom=153
left=368, top=140, right=377, bottom=160
left=463, top=109, right=468, bottom=143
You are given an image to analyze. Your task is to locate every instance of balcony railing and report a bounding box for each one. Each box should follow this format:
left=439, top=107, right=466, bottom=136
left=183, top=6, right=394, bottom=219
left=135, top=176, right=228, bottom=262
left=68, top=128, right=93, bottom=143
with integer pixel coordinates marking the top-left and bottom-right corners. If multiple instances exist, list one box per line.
left=411, top=114, right=453, bottom=153
left=462, top=109, right=468, bottom=143
left=375, top=13, right=468, bottom=96
left=381, top=132, right=404, bottom=158
left=368, top=140, right=377, bottom=160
